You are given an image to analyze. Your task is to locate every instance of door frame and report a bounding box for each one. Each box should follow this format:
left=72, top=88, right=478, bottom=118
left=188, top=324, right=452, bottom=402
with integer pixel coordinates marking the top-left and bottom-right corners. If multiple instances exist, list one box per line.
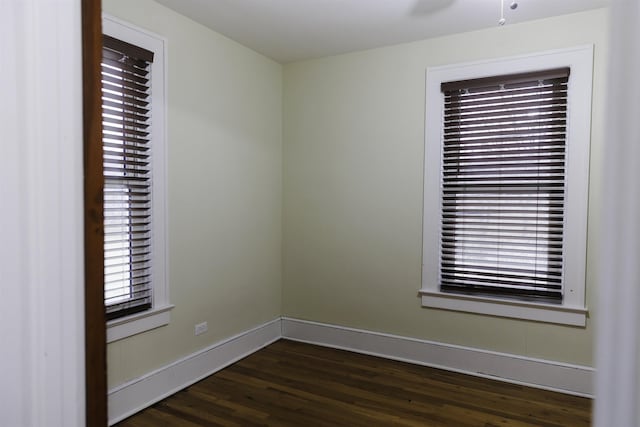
left=82, top=0, right=108, bottom=425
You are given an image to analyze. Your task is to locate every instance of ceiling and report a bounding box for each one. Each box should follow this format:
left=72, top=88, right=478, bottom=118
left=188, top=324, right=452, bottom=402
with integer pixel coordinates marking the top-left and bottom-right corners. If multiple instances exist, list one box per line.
left=153, top=0, right=609, bottom=63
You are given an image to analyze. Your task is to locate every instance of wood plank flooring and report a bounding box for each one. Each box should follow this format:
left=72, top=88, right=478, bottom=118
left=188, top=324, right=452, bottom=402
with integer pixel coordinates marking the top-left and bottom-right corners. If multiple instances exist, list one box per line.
left=115, top=339, right=591, bottom=427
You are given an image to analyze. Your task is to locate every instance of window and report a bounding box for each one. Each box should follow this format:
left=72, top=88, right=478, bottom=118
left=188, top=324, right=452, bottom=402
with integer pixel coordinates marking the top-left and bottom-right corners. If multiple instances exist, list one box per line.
left=102, top=16, right=171, bottom=342
left=102, top=35, right=154, bottom=320
left=421, top=46, right=592, bottom=326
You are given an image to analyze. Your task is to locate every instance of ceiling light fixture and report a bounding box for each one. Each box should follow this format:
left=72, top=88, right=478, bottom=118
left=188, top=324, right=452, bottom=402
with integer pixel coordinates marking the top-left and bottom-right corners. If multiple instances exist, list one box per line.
left=499, top=0, right=519, bottom=26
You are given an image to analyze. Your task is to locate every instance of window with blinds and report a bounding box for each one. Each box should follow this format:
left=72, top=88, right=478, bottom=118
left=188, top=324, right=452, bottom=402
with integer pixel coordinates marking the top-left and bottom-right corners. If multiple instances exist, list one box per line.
left=102, top=35, right=155, bottom=320
left=439, top=68, right=570, bottom=304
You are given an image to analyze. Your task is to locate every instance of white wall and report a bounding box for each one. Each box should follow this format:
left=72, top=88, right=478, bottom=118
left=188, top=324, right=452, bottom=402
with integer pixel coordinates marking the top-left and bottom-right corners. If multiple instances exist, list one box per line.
left=103, top=0, right=283, bottom=388
left=283, top=8, right=608, bottom=367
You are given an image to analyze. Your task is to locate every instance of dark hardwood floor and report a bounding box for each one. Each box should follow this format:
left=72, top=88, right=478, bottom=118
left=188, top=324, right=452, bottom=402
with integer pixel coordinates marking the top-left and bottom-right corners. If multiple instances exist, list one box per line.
left=115, top=339, right=591, bottom=427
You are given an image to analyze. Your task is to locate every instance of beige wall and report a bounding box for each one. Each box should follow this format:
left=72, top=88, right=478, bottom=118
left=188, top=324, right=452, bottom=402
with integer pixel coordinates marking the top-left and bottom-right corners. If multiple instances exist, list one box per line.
left=103, top=2, right=607, bottom=389
left=103, top=0, right=283, bottom=388
left=282, top=9, right=608, bottom=366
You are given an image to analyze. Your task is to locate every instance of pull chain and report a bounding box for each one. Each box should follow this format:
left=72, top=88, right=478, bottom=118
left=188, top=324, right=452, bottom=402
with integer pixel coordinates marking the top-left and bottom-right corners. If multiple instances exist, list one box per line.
left=499, top=0, right=519, bottom=26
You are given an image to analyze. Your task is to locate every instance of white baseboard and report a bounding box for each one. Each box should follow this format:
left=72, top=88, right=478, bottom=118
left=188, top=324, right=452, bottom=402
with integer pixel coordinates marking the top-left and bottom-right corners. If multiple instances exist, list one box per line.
left=109, top=316, right=593, bottom=424
left=108, top=318, right=282, bottom=425
left=281, top=317, right=593, bottom=397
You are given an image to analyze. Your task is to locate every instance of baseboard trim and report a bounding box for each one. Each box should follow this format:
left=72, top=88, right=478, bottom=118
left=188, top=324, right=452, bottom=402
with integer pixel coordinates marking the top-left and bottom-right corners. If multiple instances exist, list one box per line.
left=107, top=318, right=282, bottom=425
left=281, top=317, right=593, bottom=397
left=109, top=316, right=593, bottom=424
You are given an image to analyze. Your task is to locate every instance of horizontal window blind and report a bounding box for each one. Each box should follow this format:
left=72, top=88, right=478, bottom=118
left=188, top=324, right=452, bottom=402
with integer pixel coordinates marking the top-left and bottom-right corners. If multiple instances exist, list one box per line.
left=439, top=68, right=570, bottom=303
left=102, top=35, right=155, bottom=320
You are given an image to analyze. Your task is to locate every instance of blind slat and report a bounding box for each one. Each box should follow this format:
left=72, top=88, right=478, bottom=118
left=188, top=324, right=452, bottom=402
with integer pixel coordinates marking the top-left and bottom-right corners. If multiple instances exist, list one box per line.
left=443, top=85, right=567, bottom=104
left=444, top=104, right=568, bottom=122
left=444, top=99, right=567, bottom=116
left=101, top=73, right=150, bottom=94
left=102, top=97, right=149, bottom=114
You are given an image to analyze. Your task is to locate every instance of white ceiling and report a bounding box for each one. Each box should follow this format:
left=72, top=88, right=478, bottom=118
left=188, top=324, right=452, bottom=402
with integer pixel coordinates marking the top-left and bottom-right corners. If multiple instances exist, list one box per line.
left=153, top=0, right=609, bottom=63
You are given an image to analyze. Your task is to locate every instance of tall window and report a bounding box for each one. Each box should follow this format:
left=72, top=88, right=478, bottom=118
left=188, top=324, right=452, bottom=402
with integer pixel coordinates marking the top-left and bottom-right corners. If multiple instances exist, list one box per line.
left=421, top=47, right=592, bottom=326
left=439, top=68, right=569, bottom=304
left=102, top=16, right=170, bottom=342
left=102, top=35, right=154, bottom=320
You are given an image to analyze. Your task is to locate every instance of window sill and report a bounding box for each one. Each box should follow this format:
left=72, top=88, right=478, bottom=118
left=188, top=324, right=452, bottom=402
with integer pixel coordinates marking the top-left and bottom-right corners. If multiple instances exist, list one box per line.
left=419, top=290, right=587, bottom=327
left=107, top=304, right=174, bottom=343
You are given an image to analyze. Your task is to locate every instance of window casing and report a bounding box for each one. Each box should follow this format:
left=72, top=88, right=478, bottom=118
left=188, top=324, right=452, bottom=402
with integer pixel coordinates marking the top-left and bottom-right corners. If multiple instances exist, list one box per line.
left=103, top=15, right=172, bottom=342
left=420, top=46, right=593, bottom=326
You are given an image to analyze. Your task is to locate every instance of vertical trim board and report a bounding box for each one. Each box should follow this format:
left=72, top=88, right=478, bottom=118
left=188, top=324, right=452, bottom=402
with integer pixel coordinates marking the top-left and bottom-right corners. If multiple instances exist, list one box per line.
left=594, top=1, right=640, bottom=425
left=2, top=1, right=85, bottom=426
left=82, top=0, right=107, bottom=425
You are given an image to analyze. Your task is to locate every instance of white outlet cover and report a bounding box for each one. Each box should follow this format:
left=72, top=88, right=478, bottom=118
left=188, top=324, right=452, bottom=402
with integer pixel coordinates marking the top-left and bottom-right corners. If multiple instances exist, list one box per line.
left=194, top=322, right=208, bottom=336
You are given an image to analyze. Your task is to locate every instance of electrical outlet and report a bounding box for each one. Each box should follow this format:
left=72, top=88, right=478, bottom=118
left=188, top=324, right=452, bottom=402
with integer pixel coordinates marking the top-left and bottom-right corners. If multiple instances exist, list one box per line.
left=194, top=321, right=208, bottom=336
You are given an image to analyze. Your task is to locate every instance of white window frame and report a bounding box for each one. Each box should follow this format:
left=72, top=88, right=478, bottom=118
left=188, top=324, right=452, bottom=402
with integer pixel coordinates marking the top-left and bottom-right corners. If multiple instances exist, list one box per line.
left=420, top=45, right=593, bottom=327
left=103, top=15, right=173, bottom=343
